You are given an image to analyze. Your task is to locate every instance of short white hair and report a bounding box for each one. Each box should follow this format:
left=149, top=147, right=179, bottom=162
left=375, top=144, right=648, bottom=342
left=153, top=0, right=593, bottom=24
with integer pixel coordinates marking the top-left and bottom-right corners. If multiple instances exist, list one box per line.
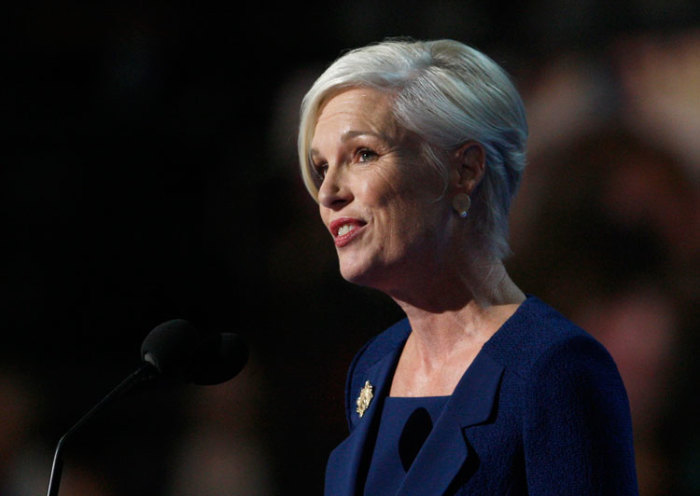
left=298, top=38, right=528, bottom=260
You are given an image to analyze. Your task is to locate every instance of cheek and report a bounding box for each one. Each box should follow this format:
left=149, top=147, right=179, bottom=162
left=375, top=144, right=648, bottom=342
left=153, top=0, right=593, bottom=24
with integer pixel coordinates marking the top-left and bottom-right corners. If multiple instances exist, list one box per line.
left=362, top=167, right=405, bottom=210
left=384, top=198, right=437, bottom=249
left=360, top=173, right=391, bottom=202
left=392, top=189, right=450, bottom=248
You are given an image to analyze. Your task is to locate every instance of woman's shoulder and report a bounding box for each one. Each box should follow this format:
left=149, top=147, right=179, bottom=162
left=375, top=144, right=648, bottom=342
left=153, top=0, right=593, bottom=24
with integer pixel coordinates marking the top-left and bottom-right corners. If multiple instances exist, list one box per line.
left=484, top=295, right=621, bottom=382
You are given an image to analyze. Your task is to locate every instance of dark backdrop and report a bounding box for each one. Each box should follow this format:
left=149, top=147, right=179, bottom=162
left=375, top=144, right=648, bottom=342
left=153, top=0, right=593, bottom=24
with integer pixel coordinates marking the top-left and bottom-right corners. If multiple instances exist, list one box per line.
left=3, top=2, right=698, bottom=495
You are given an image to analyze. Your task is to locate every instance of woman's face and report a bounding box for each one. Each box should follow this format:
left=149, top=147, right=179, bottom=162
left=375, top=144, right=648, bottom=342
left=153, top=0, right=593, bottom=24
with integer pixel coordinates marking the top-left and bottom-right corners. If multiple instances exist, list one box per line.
left=310, top=87, right=453, bottom=294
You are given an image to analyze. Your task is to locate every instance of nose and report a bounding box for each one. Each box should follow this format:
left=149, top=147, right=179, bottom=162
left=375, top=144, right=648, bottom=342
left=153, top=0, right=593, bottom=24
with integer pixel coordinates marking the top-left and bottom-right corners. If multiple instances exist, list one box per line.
left=318, top=165, right=352, bottom=210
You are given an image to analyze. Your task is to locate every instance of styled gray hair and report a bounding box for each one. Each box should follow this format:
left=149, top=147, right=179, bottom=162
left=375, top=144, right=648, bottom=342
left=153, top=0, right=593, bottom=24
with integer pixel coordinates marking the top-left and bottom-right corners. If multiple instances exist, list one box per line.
left=297, top=39, right=528, bottom=260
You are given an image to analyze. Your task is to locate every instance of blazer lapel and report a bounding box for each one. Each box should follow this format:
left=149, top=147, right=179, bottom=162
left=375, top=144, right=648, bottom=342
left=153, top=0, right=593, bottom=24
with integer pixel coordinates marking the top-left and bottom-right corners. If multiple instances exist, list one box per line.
left=396, top=351, right=504, bottom=496
left=324, top=346, right=403, bottom=496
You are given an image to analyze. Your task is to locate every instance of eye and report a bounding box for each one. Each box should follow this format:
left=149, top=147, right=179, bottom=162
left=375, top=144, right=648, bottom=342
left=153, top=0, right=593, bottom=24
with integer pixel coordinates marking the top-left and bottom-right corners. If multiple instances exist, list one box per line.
left=356, top=148, right=378, bottom=163
left=312, top=162, right=328, bottom=184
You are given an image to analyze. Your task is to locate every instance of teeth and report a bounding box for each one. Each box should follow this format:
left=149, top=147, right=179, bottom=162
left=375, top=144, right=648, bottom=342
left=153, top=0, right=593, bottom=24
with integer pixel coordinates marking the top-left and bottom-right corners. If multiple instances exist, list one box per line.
left=337, top=224, right=354, bottom=236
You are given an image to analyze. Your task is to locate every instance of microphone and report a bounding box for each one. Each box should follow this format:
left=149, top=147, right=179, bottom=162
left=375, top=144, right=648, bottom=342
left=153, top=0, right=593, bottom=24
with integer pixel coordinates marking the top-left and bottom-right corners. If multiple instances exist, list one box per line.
left=141, top=319, right=248, bottom=385
left=46, top=319, right=248, bottom=496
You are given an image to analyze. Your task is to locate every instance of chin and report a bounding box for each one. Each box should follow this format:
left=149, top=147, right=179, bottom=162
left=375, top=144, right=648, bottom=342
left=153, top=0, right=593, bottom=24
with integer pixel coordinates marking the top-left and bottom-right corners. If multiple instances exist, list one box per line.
left=339, top=267, right=369, bottom=286
left=339, top=259, right=376, bottom=286
left=338, top=259, right=396, bottom=292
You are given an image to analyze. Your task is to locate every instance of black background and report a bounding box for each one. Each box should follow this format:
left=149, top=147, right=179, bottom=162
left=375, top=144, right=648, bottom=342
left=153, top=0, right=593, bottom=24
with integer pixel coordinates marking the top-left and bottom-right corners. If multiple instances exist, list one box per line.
left=3, top=1, right=698, bottom=494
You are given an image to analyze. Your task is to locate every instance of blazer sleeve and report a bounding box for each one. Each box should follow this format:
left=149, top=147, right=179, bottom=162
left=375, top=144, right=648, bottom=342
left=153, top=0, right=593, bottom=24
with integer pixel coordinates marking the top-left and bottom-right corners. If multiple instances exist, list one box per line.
left=522, top=334, right=639, bottom=495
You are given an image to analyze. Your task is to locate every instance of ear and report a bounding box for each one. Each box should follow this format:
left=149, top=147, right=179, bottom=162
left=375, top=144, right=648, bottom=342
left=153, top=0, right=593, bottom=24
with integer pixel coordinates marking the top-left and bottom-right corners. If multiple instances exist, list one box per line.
left=452, top=141, right=486, bottom=194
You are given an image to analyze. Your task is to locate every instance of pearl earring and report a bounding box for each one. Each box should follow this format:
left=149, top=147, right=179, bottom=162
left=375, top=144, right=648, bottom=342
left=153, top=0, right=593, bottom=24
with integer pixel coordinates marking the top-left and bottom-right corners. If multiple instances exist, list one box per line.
left=452, top=193, right=471, bottom=218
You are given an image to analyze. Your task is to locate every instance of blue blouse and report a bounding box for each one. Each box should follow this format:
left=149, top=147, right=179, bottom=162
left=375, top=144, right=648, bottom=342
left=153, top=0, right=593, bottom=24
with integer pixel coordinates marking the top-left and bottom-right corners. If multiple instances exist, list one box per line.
left=363, top=396, right=450, bottom=495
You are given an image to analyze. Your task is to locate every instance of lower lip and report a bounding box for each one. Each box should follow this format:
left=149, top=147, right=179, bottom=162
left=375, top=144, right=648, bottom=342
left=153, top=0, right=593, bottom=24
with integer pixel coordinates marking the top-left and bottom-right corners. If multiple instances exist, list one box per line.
left=334, top=225, right=365, bottom=247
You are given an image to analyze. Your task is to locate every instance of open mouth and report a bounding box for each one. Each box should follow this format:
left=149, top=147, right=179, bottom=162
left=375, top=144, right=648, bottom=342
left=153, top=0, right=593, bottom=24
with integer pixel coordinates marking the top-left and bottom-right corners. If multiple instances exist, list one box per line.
left=330, top=218, right=367, bottom=246
left=337, top=224, right=357, bottom=236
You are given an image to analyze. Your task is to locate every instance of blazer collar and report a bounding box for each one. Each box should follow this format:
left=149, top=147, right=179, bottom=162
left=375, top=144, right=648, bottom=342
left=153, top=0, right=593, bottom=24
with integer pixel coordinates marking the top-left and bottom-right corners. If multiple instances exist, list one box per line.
left=325, top=340, right=504, bottom=496
left=396, top=350, right=504, bottom=496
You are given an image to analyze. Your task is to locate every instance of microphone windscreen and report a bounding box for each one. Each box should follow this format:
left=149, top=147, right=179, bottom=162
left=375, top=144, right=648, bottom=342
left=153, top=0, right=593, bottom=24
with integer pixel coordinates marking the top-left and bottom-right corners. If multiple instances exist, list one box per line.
left=190, top=332, right=249, bottom=385
left=141, top=319, right=199, bottom=379
left=140, top=319, right=248, bottom=385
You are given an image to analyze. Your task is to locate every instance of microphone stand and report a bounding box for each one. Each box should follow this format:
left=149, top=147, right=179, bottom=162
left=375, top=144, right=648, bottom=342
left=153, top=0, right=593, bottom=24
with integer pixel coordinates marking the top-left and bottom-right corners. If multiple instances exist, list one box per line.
left=46, top=363, right=157, bottom=496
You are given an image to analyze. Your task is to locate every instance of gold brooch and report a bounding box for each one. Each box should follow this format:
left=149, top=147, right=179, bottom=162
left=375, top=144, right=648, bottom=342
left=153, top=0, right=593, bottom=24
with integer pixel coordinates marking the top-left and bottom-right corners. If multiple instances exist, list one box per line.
left=356, top=380, right=374, bottom=418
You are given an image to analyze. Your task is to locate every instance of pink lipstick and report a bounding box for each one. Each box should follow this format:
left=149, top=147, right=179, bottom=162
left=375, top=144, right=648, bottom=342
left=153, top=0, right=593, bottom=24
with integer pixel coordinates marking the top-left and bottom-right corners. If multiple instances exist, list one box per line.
left=329, top=217, right=366, bottom=247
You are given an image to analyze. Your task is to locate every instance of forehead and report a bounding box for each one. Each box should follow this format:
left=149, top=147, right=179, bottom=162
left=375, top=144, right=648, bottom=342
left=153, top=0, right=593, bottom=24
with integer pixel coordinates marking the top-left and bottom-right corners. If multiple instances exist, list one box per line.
left=312, top=87, right=399, bottom=146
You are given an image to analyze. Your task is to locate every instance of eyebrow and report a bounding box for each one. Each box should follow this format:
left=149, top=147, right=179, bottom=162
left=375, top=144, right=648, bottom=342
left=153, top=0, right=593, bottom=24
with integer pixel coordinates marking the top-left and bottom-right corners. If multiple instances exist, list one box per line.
left=310, top=129, right=388, bottom=159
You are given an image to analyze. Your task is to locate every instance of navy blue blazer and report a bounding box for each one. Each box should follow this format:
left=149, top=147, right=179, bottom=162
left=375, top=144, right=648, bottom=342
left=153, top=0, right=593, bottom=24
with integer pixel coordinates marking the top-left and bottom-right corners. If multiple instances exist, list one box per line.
left=325, top=296, right=638, bottom=495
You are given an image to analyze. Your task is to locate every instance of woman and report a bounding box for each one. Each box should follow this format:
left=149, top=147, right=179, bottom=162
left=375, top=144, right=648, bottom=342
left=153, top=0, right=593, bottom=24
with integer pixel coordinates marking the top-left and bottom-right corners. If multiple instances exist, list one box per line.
left=297, top=39, right=638, bottom=495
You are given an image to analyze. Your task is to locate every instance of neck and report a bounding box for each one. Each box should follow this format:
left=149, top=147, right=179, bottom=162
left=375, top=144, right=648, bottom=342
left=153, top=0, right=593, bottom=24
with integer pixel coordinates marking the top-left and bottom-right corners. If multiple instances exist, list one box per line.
left=390, top=254, right=525, bottom=371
